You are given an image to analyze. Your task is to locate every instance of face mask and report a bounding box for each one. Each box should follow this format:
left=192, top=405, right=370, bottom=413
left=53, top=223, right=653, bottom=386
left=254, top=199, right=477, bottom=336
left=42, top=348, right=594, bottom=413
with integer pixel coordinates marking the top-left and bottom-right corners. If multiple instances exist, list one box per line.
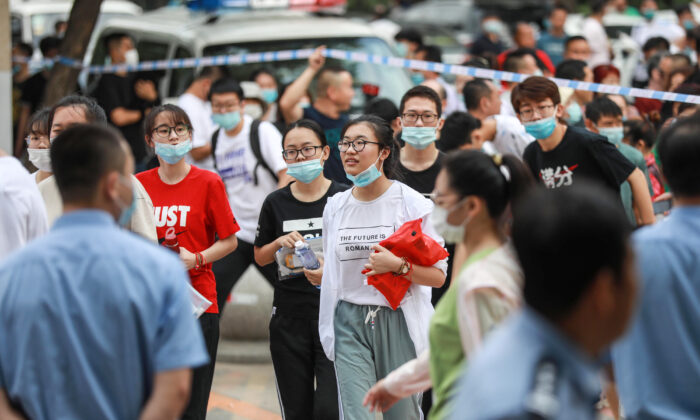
left=155, top=139, right=192, bottom=164
left=411, top=72, right=425, bottom=85
left=287, top=158, right=324, bottom=184
left=524, top=116, right=557, bottom=139
left=429, top=198, right=468, bottom=244
left=116, top=175, right=137, bottom=227
left=543, top=18, right=551, bottom=30
left=244, top=103, right=264, bottom=119
left=44, top=60, right=54, bottom=71
left=533, top=68, right=544, bottom=77
left=402, top=126, right=437, bottom=150
left=483, top=20, right=502, bottom=34
left=395, top=42, right=408, bottom=57
left=565, top=102, right=582, bottom=124
left=261, top=89, right=278, bottom=104
left=642, top=9, right=655, bottom=21
left=684, top=20, right=695, bottom=30
left=28, top=148, right=52, bottom=172
left=300, top=101, right=311, bottom=109
left=346, top=155, right=383, bottom=187
left=212, top=111, right=241, bottom=131
left=12, top=64, right=21, bottom=75
left=124, top=49, right=139, bottom=66
left=598, top=126, right=624, bottom=145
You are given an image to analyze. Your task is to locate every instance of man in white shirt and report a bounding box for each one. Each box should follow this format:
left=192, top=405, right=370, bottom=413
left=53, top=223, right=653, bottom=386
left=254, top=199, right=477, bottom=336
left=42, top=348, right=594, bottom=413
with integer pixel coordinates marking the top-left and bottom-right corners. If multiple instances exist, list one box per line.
left=463, top=79, right=534, bottom=158
left=632, top=0, right=686, bottom=50
left=0, top=150, right=48, bottom=259
left=582, top=0, right=611, bottom=67
left=208, top=78, right=290, bottom=313
left=178, top=66, right=226, bottom=172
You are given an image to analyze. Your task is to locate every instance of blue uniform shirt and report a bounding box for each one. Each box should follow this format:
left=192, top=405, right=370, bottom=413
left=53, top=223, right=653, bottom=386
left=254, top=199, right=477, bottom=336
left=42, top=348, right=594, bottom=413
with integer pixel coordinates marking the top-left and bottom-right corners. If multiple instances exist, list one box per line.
left=612, top=206, right=700, bottom=419
left=0, top=210, right=209, bottom=420
left=537, top=33, right=567, bottom=66
left=450, top=308, right=602, bottom=420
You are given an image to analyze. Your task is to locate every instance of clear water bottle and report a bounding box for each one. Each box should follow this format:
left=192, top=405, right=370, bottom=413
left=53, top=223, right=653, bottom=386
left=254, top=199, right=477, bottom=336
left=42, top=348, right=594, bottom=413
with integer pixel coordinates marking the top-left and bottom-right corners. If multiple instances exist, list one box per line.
left=295, top=240, right=320, bottom=270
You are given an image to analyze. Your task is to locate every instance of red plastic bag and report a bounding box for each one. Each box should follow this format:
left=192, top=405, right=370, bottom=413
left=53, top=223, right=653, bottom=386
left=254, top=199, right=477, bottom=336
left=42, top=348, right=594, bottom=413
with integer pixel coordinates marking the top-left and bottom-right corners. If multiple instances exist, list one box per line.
left=363, top=219, right=449, bottom=310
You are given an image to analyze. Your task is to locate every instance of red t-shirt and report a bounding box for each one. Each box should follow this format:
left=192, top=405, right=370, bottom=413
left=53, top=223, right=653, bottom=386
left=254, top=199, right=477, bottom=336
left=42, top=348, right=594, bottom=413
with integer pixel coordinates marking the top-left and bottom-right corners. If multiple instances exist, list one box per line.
left=136, top=166, right=239, bottom=313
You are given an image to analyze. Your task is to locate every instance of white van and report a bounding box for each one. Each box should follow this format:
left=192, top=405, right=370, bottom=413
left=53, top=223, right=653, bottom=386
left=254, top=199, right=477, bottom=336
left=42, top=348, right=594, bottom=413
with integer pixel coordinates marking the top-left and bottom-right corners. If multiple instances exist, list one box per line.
left=83, top=6, right=413, bottom=111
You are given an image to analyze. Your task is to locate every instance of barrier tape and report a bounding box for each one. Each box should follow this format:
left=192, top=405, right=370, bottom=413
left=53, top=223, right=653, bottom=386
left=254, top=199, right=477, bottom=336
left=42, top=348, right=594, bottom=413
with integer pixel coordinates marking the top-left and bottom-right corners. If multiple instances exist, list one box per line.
left=13, top=48, right=700, bottom=104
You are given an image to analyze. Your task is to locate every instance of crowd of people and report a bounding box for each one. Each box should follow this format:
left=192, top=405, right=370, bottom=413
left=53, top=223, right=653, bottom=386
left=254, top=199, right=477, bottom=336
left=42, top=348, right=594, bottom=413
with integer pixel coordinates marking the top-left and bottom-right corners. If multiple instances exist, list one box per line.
left=3, top=1, right=700, bottom=419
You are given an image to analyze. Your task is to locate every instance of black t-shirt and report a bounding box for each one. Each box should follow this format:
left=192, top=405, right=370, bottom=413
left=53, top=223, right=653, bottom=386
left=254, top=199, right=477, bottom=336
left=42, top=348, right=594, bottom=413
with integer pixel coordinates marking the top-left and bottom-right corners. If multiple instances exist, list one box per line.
left=397, top=150, right=445, bottom=196
left=254, top=180, right=349, bottom=319
left=20, top=72, right=48, bottom=113
left=93, top=73, right=158, bottom=163
left=302, top=106, right=349, bottom=185
left=522, top=126, right=635, bottom=196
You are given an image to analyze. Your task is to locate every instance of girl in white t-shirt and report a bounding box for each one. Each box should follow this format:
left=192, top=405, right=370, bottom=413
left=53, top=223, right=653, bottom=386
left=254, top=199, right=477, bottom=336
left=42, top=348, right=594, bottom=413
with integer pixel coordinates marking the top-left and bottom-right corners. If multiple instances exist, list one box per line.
left=25, top=108, right=53, bottom=184
left=320, top=115, right=448, bottom=420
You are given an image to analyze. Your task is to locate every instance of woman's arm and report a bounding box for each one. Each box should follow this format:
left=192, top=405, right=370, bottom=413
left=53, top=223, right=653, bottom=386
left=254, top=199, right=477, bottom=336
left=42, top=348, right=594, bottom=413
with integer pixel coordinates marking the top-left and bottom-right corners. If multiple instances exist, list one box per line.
left=180, top=234, right=238, bottom=270
left=253, top=231, right=304, bottom=266
left=363, top=350, right=431, bottom=413
left=363, top=244, right=446, bottom=288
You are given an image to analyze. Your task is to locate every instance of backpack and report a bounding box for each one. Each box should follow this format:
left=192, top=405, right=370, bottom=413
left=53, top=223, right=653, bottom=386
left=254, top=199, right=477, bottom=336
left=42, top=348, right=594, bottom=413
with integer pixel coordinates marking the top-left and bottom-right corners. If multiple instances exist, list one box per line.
left=211, top=119, right=279, bottom=186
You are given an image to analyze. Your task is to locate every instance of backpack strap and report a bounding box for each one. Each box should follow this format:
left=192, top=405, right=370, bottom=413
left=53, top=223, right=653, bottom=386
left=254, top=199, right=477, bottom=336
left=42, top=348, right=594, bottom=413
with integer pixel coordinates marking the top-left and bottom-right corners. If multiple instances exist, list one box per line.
left=249, top=119, right=279, bottom=186
left=210, top=128, right=220, bottom=173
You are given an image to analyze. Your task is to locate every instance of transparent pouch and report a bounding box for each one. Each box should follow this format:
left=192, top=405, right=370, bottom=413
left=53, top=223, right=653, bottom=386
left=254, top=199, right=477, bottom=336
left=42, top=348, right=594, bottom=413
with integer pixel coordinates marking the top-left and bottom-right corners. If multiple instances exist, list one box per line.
left=274, top=236, right=323, bottom=280
left=189, top=284, right=212, bottom=318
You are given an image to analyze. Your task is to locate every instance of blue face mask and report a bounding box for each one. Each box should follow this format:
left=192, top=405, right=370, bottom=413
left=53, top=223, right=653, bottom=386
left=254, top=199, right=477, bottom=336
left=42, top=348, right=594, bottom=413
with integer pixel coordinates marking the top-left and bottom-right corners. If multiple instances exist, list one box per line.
left=524, top=116, right=557, bottom=139
left=395, top=42, right=408, bottom=57
left=642, top=9, right=655, bottom=21
left=346, top=155, right=383, bottom=187
left=598, top=126, right=624, bottom=145
left=212, top=111, right=241, bottom=131
left=12, top=64, right=21, bottom=75
left=117, top=176, right=137, bottom=227
left=287, top=158, right=324, bottom=184
left=155, top=139, right=192, bottom=165
left=565, top=102, right=582, bottom=124
left=411, top=72, right=425, bottom=85
left=402, top=126, right=437, bottom=150
left=261, top=89, right=278, bottom=104
left=684, top=20, right=695, bottom=30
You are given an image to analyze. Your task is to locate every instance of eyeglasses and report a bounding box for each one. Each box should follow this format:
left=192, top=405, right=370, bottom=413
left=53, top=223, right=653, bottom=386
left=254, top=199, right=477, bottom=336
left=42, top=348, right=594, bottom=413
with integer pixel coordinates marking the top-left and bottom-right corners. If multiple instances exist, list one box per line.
left=25, top=135, right=50, bottom=147
left=518, top=104, right=555, bottom=121
left=338, top=138, right=381, bottom=152
left=152, top=124, right=190, bottom=139
left=282, top=145, right=323, bottom=160
left=402, top=112, right=438, bottom=124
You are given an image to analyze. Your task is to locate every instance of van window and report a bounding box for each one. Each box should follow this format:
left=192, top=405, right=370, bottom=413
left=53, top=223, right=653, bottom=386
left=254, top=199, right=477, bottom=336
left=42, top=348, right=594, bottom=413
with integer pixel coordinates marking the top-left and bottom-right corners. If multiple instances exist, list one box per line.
left=169, top=46, right=195, bottom=98
left=203, top=37, right=412, bottom=113
left=11, top=15, right=21, bottom=44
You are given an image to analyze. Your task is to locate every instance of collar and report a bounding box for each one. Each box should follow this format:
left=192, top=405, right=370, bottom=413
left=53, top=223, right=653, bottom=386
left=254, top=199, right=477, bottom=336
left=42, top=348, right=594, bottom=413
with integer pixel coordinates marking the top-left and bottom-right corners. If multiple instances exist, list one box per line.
left=519, top=308, right=602, bottom=399
left=52, top=209, right=116, bottom=231
left=671, top=205, right=700, bottom=216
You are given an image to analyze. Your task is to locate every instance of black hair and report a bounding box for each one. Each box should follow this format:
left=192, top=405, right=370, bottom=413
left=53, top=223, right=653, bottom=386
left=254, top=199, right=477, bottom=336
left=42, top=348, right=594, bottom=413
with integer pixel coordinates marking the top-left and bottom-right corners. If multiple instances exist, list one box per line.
left=647, top=52, right=669, bottom=79
left=103, top=32, right=131, bottom=52
left=642, top=36, right=670, bottom=54
left=584, top=96, right=622, bottom=124
left=27, top=108, right=51, bottom=136
left=341, top=115, right=400, bottom=180
left=364, top=97, right=399, bottom=125
left=208, top=78, right=244, bottom=102
left=624, top=119, right=656, bottom=149
left=282, top=119, right=327, bottom=148
left=564, top=35, right=587, bottom=51
left=462, top=57, right=491, bottom=70
left=49, top=95, right=107, bottom=131
left=555, top=59, right=587, bottom=81
left=443, top=150, right=533, bottom=218
left=438, top=112, right=481, bottom=153
left=417, top=45, right=443, bottom=63
left=394, top=28, right=423, bottom=46
left=675, top=4, right=691, bottom=17
left=463, top=79, right=493, bottom=111
left=551, top=4, right=569, bottom=15
left=657, top=114, right=700, bottom=197
left=590, top=0, right=608, bottom=15
left=503, top=48, right=538, bottom=73
left=13, top=42, right=33, bottom=57
left=196, top=66, right=228, bottom=80
left=399, top=85, right=442, bottom=117
left=677, top=102, right=699, bottom=116
left=39, top=36, right=61, bottom=57
left=51, top=124, right=128, bottom=204
left=512, top=183, right=632, bottom=320
left=143, top=104, right=193, bottom=139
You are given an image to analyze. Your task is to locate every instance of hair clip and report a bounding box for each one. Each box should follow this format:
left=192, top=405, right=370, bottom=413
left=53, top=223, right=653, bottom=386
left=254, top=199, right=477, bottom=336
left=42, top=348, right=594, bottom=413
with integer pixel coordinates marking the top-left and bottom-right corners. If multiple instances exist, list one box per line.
left=500, top=165, right=511, bottom=182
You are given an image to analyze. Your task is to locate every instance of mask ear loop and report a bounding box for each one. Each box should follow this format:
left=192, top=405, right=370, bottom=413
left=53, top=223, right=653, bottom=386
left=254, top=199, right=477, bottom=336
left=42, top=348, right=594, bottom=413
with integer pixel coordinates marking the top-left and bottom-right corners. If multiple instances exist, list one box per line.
left=490, top=153, right=511, bottom=182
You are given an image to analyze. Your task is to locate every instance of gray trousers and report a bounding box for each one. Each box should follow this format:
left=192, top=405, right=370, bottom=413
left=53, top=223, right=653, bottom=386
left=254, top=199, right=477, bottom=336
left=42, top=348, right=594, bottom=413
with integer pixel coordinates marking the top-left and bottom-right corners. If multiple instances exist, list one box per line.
left=334, top=300, right=422, bottom=420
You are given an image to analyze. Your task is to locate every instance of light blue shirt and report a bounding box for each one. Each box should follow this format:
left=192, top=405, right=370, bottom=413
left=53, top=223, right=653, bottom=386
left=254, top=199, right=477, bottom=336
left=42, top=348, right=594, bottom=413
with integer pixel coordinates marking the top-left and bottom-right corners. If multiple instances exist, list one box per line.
left=612, top=206, right=700, bottom=419
left=0, top=210, right=208, bottom=420
left=537, top=32, right=566, bottom=66
left=450, top=308, right=601, bottom=420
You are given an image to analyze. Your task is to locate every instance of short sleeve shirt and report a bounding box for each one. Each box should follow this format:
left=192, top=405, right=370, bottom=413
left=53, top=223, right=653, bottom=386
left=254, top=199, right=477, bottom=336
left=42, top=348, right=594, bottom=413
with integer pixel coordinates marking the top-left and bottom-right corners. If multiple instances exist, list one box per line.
left=254, top=181, right=348, bottom=319
left=214, top=115, right=286, bottom=243
left=397, top=151, right=445, bottom=196
left=178, top=93, right=216, bottom=172
left=302, top=106, right=349, bottom=184
left=136, top=166, right=239, bottom=313
left=522, top=126, right=635, bottom=197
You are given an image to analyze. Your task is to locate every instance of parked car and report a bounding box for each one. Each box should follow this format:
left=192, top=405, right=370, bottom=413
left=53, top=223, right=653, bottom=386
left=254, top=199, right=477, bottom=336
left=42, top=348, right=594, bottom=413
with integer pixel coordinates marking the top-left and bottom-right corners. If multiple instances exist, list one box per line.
left=83, top=6, right=413, bottom=112
left=390, top=0, right=481, bottom=47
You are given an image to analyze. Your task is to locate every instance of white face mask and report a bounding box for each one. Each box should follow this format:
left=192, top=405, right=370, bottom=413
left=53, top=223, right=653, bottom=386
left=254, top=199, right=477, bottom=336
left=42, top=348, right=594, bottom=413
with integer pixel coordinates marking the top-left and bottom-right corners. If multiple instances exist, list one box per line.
left=244, top=103, right=264, bottom=119
left=429, top=198, right=468, bottom=244
left=124, top=49, right=139, bottom=66
left=28, top=148, right=52, bottom=172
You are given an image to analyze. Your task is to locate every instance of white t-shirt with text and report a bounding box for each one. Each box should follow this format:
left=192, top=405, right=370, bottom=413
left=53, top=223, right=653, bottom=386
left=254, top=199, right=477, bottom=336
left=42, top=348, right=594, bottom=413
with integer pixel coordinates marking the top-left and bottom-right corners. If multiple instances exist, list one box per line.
left=178, top=92, right=216, bottom=172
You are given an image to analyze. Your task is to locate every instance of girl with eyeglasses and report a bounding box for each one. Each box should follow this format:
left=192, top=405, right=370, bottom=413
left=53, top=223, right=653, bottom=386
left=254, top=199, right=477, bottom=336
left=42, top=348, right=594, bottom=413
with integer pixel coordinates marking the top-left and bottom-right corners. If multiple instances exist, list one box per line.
left=253, top=119, right=347, bottom=420
left=363, top=150, right=533, bottom=420
left=25, top=108, right=52, bottom=184
left=320, top=115, right=448, bottom=420
left=135, top=104, right=240, bottom=420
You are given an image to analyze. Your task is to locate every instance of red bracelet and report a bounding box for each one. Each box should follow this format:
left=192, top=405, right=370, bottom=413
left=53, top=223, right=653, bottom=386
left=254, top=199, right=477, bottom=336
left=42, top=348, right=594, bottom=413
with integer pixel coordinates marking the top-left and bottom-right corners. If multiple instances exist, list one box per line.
left=194, top=252, right=202, bottom=270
